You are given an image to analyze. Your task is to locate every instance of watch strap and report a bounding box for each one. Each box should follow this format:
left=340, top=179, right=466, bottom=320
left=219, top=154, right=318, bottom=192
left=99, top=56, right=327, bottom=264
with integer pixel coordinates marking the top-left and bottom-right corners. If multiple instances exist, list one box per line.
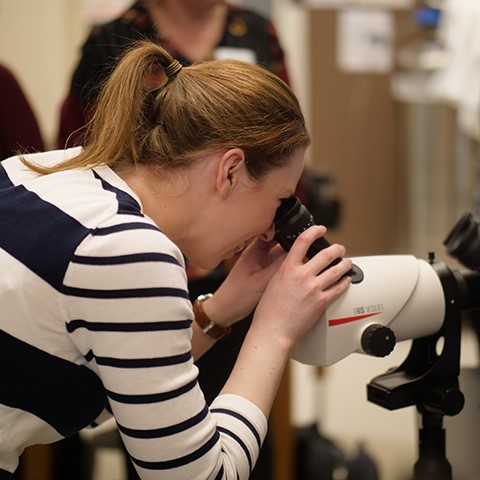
left=192, top=294, right=231, bottom=340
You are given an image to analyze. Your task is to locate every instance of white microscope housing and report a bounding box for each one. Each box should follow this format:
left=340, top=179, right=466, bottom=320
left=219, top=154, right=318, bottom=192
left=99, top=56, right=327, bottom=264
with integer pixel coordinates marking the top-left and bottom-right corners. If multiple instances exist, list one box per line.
left=291, top=255, right=446, bottom=366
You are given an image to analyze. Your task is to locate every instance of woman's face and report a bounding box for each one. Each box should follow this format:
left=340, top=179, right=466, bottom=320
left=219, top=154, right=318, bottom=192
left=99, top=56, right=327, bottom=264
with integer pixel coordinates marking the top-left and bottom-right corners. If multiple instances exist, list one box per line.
left=192, top=147, right=306, bottom=270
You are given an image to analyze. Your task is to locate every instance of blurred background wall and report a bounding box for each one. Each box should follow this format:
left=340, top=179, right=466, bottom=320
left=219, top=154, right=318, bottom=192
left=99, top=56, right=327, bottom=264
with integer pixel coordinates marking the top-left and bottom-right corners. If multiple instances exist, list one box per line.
left=0, top=0, right=87, bottom=147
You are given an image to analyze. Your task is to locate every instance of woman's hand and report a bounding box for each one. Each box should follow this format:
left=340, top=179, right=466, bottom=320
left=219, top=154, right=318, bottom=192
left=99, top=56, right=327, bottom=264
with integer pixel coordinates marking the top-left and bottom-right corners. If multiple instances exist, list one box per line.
left=203, top=236, right=288, bottom=327
left=219, top=225, right=352, bottom=415
left=251, top=225, right=352, bottom=351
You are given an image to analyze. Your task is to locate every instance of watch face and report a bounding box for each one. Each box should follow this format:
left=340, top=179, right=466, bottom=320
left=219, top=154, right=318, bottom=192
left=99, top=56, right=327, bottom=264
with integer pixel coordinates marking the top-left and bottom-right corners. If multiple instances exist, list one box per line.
left=197, top=293, right=214, bottom=302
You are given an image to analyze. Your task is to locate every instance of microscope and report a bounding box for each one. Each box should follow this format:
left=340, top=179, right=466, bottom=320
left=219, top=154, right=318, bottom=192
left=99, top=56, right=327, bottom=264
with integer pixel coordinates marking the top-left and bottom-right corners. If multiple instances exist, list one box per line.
left=274, top=198, right=480, bottom=480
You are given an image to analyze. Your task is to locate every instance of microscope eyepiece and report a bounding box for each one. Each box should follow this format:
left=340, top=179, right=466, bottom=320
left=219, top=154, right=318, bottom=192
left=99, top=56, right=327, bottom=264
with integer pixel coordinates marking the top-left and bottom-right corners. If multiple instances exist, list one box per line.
left=274, top=197, right=331, bottom=260
left=274, top=197, right=363, bottom=283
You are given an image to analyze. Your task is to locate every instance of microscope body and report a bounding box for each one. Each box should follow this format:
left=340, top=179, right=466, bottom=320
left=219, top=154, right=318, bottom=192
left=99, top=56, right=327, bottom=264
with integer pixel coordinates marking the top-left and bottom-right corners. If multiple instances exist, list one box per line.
left=273, top=198, right=480, bottom=480
left=292, top=255, right=446, bottom=366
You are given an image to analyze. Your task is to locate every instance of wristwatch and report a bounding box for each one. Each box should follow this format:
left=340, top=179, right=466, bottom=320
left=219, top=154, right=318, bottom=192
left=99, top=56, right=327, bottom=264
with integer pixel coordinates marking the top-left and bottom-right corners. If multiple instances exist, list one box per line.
left=192, top=293, right=231, bottom=340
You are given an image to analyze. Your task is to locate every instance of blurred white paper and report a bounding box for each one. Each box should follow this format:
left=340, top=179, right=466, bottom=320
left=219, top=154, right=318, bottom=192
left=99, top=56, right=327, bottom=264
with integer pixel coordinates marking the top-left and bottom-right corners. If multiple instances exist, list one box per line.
left=337, top=9, right=393, bottom=73
left=429, top=0, right=480, bottom=140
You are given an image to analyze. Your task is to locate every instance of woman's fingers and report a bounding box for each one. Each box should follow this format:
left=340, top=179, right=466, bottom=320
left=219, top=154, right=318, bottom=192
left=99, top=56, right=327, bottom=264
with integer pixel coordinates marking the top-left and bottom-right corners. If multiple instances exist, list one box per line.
left=286, top=225, right=327, bottom=262
left=323, top=269, right=352, bottom=296
left=305, top=243, right=347, bottom=277
left=314, top=254, right=352, bottom=286
left=284, top=225, right=350, bottom=277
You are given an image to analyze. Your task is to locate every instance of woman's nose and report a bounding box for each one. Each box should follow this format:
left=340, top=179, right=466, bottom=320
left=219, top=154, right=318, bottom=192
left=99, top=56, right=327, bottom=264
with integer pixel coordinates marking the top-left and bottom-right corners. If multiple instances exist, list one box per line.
left=260, top=224, right=275, bottom=242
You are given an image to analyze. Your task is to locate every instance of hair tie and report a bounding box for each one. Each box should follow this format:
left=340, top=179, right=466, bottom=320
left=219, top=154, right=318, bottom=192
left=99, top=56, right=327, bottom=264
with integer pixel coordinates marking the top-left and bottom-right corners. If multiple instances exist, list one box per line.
left=165, top=59, right=183, bottom=78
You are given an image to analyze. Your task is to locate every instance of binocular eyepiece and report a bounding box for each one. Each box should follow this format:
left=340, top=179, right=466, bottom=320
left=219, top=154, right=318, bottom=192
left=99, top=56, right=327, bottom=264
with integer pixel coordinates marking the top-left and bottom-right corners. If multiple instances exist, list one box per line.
left=274, top=196, right=335, bottom=261
left=274, top=197, right=363, bottom=283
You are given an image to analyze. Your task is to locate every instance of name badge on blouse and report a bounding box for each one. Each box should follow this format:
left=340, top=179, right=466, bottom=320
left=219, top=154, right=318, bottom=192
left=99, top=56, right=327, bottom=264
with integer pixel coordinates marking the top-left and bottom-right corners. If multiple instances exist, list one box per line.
left=214, top=47, right=258, bottom=64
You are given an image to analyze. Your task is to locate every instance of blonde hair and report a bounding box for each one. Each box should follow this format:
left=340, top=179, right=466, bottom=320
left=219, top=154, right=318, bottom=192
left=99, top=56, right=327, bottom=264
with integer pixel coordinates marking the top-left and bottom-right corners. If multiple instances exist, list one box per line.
left=27, top=41, right=310, bottom=179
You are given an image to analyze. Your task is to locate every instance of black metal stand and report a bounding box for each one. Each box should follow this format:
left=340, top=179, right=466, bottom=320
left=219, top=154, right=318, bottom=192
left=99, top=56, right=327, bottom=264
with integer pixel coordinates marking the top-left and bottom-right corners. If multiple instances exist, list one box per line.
left=414, top=411, right=451, bottom=479
left=366, top=259, right=466, bottom=480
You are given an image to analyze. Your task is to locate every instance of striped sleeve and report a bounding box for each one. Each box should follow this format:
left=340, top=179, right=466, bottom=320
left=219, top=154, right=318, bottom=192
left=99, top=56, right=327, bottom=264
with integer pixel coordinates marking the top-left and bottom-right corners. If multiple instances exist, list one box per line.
left=62, top=217, right=266, bottom=480
left=211, top=394, right=268, bottom=476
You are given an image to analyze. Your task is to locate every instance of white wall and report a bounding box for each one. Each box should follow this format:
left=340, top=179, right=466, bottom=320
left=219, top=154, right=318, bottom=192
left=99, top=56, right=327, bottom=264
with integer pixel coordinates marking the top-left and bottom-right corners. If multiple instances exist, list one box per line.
left=272, top=0, right=310, bottom=146
left=0, top=0, right=89, bottom=147
left=0, top=0, right=133, bottom=148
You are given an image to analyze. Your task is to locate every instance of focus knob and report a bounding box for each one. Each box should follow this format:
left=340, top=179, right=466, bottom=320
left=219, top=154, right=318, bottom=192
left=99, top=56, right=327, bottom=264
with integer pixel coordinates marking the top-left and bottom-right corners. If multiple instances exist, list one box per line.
left=423, top=385, right=465, bottom=416
left=361, top=324, right=396, bottom=357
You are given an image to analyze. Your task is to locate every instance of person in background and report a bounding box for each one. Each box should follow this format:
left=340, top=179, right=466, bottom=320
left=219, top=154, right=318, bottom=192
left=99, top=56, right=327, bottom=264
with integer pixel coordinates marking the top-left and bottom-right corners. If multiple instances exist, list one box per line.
left=0, top=64, right=44, bottom=160
left=57, top=0, right=290, bottom=150
left=0, top=41, right=352, bottom=480
left=57, top=2, right=302, bottom=478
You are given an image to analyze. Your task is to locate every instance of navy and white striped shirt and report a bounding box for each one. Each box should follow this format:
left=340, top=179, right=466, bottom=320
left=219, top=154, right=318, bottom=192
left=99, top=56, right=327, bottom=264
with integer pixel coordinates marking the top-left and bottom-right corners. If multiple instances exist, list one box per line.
left=0, top=148, right=267, bottom=479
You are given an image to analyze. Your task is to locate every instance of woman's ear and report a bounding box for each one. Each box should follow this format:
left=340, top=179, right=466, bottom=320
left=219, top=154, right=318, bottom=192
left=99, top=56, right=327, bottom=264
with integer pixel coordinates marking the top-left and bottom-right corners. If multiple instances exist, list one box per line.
left=216, top=148, right=247, bottom=198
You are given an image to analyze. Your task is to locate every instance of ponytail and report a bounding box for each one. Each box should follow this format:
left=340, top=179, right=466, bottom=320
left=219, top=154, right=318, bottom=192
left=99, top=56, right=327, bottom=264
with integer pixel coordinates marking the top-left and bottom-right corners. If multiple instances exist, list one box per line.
left=83, top=41, right=182, bottom=169
left=23, top=41, right=182, bottom=174
left=23, top=40, right=309, bottom=179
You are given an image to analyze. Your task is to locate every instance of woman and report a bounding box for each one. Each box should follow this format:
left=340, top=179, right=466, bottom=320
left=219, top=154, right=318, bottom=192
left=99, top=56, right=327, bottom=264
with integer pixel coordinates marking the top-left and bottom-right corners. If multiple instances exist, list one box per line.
left=0, top=42, right=351, bottom=480
left=56, top=4, right=302, bottom=478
